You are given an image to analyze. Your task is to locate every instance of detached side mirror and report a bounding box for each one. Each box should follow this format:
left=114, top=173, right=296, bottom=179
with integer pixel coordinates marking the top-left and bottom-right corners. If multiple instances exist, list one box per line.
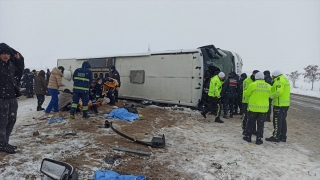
left=40, top=158, right=78, bottom=180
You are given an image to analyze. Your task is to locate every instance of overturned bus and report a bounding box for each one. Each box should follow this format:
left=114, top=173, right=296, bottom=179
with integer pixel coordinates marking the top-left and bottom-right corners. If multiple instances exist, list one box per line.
left=57, top=44, right=243, bottom=108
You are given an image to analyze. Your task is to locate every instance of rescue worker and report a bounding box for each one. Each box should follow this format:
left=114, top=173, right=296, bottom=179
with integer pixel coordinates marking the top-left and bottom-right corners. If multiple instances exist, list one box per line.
left=266, top=70, right=290, bottom=142
left=89, top=81, right=99, bottom=114
left=238, top=73, right=247, bottom=115
left=0, top=43, right=24, bottom=154
left=264, top=70, right=273, bottom=122
left=70, top=61, right=92, bottom=119
left=201, top=72, right=225, bottom=123
left=233, top=72, right=240, bottom=115
left=102, top=77, right=119, bottom=105
left=243, top=72, right=271, bottom=145
left=242, top=70, right=259, bottom=135
left=109, top=66, right=121, bottom=102
left=95, top=78, right=103, bottom=100
left=221, top=72, right=238, bottom=118
left=199, top=70, right=212, bottom=111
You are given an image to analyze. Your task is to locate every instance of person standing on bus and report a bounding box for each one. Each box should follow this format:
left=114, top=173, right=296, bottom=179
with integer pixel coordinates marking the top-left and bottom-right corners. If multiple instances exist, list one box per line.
left=201, top=72, right=225, bottom=123
left=109, top=66, right=121, bottom=102
left=70, top=61, right=92, bottom=119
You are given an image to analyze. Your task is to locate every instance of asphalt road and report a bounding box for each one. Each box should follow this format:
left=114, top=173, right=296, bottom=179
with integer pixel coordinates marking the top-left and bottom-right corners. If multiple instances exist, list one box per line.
left=290, top=93, right=320, bottom=119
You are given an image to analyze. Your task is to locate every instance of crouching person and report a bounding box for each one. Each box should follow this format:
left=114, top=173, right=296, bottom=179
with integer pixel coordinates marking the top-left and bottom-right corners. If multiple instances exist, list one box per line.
left=58, top=89, right=73, bottom=111
left=243, top=72, right=271, bottom=145
left=89, top=81, right=99, bottom=114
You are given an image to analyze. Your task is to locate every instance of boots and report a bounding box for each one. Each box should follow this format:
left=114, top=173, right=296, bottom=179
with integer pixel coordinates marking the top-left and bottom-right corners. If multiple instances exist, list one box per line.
left=201, top=111, right=207, bottom=119
left=70, top=114, right=75, bottom=119
left=223, top=115, right=229, bottom=119
left=83, top=114, right=90, bottom=119
left=229, top=114, right=233, bottom=118
left=0, top=143, right=16, bottom=154
left=256, top=138, right=263, bottom=145
left=243, top=136, right=252, bottom=143
left=265, top=136, right=280, bottom=142
left=37, top=106, right=45, bottom=111
left=215, top=117, right=224, bottom=123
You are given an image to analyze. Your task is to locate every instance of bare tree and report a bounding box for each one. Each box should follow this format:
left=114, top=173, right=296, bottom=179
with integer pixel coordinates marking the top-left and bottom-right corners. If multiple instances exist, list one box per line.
left=286, top=71, right=301, bottom=88
left=303, top=65, right=320, bottom=90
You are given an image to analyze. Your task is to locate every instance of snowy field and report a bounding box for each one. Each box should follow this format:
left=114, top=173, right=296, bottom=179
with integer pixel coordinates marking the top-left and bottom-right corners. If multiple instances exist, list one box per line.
left=0, top=94, right=320, bottom=179
left=291, top=80, right=320, bottom=98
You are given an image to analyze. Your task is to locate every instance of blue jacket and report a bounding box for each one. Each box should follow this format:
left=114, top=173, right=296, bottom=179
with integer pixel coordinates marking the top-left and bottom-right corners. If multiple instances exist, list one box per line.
left=73, top=61, right=92, bottom=93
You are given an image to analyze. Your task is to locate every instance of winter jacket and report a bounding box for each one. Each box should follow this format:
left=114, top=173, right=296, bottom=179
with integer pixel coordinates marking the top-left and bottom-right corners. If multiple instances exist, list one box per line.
left=221, top=73, right=238, bottom=99
left=0, top=43, right=23, bottom=99
left=26, top=72, right=34, bottom=87
left=95, top=83, right=103, bottom=98
left=263, top=70, right=273, bottom=86
left=58, top=91, right=73, bottom=110
left=109, top=68, right=121, bottom=87
left=73, top=61, right=92, bottom=93
left=271, top=75, right=291, bottom=107
left=46, top=71, right=51, bottom=82
left=237, top=73, right=247, bottom=102
left=244, top=79, right=272, bottom=113
left=242, top=76, right=255, bottom=103
left=208, top=75, right=223, bottom=98
left=34, top=75, right=47, bottom=95
left=48, top=67, right=64, bottom=90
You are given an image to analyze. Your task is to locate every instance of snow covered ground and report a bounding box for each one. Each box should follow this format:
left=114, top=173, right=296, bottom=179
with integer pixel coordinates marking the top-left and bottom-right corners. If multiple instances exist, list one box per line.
left=1, top=96, right=320, bottom=179
left=291, top=80, right=320, bottom=98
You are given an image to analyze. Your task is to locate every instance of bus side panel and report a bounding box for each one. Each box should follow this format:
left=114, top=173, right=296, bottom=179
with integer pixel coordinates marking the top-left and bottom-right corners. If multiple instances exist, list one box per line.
left=117, top=53, right=201, bottom=106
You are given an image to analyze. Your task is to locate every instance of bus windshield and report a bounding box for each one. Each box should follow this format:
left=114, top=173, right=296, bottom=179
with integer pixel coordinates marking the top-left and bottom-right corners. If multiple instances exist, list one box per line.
left=200, top=45, right=235, bottom=76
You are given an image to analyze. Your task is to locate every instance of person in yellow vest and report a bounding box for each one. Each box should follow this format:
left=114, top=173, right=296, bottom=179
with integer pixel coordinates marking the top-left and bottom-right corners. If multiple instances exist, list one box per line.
left=102, top=78, right=119, bottom=105
left=266, top=70, right=291, bottom=142
left=243, top=72, right=271, bottom=145
left=201, top=72, right=225, bottom=123
left=242, top=70, right=259, bottom=135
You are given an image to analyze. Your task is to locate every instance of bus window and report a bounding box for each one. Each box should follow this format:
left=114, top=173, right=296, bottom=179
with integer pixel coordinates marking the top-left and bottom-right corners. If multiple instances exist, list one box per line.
left=105, top=73, right=109, bottom=78
left=99, top=73, right=104, bottom=78
left=94, top=73, right=98, bottom=79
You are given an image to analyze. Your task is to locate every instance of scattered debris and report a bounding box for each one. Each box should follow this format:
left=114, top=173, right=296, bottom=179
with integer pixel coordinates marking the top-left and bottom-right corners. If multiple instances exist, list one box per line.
left=104, top=120, right=110, bottom=128
left=33, top=131, right=40, bottom=136
left=104, top=155, right=119, bottom=164
left=113, top=147, right=150, bottom=156
left=110, top=121, right=165, bottom=148
left=62, top=132, right=77, bottom=137
left=78, top=143, right=91, bottom=150
left=212, top=163, right=222, bottom=169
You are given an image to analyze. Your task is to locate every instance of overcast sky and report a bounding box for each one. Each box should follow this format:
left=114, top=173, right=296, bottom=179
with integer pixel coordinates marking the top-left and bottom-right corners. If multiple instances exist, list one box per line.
left=1, top=0, right=319, bottom=74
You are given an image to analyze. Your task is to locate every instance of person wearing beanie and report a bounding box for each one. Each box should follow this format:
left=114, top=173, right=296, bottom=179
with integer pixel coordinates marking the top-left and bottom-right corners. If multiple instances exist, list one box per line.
left=0, top=43, right=24, bottom=154
left=242, top=70, right=259, bottom=135
left=243, top=72, right=272, bottom=145
left=266, top=70, right=291, bottom=143
left=109, top=66, right=121, bottom=102
left=201, top=71, right=225, bottom=123
left=263, top=70, right=273, bottom=122
left=221, top=72, right=239, bottom=118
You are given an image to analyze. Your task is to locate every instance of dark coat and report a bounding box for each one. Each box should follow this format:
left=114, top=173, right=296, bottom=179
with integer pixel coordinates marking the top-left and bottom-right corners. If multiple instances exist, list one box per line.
left=109, top=66, right=121, bottom=87
left=0, top=43, right=24, bottom=99
left=34, top=75, right=47, bottom=95
left=73, top=61, right=92, bottom=93
left=237, top=73, right=248, bottom=100
left=221, top=72, right=238, bottom=99
left=263, top=70, right=273, bottom=86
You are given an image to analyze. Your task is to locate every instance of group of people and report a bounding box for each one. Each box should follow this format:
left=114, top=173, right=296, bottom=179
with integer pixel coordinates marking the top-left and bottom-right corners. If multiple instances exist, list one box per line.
left=201, top=68, right=291, bottom=145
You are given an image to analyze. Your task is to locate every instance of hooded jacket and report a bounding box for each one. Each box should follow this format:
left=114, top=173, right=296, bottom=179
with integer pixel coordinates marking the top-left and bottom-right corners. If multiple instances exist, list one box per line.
left=0, top=43, right=24, bottom=99
left=34, top=71, right=47, bottom=95
left=73, top=61, right=92, bottom=93
left=48, top=67, right=64, bottom=90
left=271, top=74, right=291, bottom=107
left=208, top=75, right=223, bottom=98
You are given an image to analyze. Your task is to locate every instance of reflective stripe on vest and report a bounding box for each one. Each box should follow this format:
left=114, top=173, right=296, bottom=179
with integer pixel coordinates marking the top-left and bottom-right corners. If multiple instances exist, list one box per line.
left=248, top=105, right=269, bottom=109
left=74, top=77, right=90, bottom=81
left=71, top=103, right=78, bottom=108
left=74, top=86, right=89, bottom=91
left=82, top=106, right=88, bottom=110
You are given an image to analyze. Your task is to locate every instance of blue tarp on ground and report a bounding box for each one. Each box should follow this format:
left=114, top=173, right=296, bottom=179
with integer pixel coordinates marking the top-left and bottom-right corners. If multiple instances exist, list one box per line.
left=48, top=117, right=63, bottom=124
left=104, top=108, right=139, bottom=122
left=94, top=170, right=146, bottom=180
